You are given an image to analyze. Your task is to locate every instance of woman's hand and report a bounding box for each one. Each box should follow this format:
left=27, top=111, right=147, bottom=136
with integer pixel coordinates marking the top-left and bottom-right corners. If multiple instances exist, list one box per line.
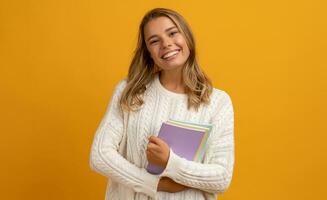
left=147, top=136, right=190, bottom=193
left=157, top=177, right=190, bottom=193
left=146, top=135, right=170, bottom=167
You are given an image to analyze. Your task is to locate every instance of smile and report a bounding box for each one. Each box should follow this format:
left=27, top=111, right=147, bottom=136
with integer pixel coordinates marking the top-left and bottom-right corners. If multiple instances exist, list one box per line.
left=161, top=49, right=180, bottom=60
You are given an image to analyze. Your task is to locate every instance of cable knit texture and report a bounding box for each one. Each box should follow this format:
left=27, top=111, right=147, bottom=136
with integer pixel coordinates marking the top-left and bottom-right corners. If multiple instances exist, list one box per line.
left=89, top=74, right=235, bottom=200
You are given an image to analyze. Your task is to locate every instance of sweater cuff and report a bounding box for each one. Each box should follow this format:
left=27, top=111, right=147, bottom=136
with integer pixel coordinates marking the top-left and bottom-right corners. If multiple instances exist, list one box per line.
left=140, top=170, right=160, bottom=198
left=160, top=148, right=183, bottom=178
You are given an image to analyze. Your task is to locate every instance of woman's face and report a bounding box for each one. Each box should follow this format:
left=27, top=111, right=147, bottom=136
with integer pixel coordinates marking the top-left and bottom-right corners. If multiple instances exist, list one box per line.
left=144, top=16, right=190, bottom=72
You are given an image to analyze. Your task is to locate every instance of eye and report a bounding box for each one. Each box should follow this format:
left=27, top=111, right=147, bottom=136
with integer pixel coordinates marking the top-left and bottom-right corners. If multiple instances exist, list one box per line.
left=169, top=31, right=178, bottom=37
left=150, top=40, right=158, bottom=44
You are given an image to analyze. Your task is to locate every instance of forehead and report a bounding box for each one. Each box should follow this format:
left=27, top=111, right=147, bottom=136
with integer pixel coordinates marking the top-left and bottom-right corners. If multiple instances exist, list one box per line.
left=144, top=16, right=177, bottom=37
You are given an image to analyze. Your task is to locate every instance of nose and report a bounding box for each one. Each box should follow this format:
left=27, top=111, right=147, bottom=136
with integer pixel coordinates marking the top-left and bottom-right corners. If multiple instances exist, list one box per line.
left=161, top=36, right=172, bottom=49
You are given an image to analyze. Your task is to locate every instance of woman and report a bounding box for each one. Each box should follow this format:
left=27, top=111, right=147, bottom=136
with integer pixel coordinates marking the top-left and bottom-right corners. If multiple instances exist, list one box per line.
left=90, top=7, right=234, bottom=200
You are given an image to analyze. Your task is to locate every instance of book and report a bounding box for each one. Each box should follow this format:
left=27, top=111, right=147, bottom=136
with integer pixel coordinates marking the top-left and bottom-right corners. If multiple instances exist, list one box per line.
left=146, top=119, right=213, bottom=175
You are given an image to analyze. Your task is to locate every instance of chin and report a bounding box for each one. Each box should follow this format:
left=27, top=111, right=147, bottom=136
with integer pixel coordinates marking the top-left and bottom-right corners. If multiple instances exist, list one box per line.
left=160, top=64, right=184, bottom=72
left=160, top=60, right=187, bottom=71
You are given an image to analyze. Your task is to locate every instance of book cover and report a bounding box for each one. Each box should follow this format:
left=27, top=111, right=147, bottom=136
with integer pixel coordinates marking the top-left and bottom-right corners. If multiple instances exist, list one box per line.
left=146, top=120, right=212, bottom=175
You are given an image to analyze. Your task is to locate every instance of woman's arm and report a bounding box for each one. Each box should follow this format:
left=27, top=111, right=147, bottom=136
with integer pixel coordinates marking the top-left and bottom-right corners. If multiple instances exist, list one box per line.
left=157, top=177, right=190, bottom=192
left=89, top=80, right=160, bottom=198
left=159, top=91, right=235, bottom=194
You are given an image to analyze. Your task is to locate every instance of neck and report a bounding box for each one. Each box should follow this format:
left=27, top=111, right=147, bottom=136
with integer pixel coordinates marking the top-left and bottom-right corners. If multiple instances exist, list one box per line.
left=159, top=68, right=185, bottom=93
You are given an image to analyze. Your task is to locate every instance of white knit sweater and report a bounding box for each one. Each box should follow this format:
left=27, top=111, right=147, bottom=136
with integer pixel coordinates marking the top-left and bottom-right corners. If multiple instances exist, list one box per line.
left=89, top=74, right=234, bottom=200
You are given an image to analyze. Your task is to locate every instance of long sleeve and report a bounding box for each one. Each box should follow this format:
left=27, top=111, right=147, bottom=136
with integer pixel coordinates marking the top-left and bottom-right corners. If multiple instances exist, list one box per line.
left=89, top=80, right=160, bottom=198
left=159, top=91, right=235, bottom=194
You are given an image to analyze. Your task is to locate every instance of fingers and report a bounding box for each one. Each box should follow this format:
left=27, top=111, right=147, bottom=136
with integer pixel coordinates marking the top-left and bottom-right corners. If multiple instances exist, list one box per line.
left=147, top=141, right=161, bottom=153
left=146, top=135, right=170, bottom=167
left=148, top=135, right=160, bottom=144
left=148, top=135, right=165, bottom=146
left=147, top=135, right=169, bottom=152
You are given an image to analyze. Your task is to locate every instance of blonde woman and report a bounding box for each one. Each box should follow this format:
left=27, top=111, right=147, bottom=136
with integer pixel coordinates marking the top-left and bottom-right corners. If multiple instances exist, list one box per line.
left=90, top=8, right=234, bottom=200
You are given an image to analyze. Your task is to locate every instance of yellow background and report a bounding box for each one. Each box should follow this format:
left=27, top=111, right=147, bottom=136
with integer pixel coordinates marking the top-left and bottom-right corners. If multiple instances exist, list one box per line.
left=1, top=0, right=326, bottom=199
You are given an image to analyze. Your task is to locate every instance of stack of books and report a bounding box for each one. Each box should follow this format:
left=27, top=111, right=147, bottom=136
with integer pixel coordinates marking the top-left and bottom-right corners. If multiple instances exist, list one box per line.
left=146, top=119, right=213, bottom=175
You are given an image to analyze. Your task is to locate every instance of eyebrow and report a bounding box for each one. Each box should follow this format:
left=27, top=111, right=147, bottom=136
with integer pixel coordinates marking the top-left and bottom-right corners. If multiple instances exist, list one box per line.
left=146, top=26, right=178, bottom=42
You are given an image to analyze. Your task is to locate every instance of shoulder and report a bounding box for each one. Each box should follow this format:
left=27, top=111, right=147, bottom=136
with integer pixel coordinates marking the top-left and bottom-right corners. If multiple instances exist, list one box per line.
left=112, top=78, right=128, bottom=95
left=115, top=78, right=128, bottom=90
left=211, top=87, right=232, bottom=103
left=209, top=87, right=233, bottom=112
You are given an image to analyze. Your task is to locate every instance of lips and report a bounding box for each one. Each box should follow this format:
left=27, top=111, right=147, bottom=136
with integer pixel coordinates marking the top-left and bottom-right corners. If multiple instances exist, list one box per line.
left=161, top=49, right=180, bottom=59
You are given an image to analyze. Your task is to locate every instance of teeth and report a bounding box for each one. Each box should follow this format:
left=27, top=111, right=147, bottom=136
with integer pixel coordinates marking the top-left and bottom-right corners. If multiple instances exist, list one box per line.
left=162, top=50, right=179, bottom=59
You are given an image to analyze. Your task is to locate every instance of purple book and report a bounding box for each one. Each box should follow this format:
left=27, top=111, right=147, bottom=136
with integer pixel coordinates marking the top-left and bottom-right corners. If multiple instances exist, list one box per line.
left=146, top=122, right=206, bottom=175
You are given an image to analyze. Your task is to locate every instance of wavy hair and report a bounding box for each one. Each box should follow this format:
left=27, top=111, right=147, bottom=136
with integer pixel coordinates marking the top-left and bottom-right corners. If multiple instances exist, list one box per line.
left=120, top=8, right=213, bottom=112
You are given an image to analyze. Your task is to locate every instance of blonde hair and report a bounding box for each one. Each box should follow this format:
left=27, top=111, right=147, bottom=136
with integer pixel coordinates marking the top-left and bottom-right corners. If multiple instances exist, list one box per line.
left=120, top=8, right=213, bottom=112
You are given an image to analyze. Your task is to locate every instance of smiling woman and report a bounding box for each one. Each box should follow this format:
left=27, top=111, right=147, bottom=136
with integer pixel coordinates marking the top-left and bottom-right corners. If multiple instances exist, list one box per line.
left=144, top=17, right=190, bottom=73
left=89, top=7, right=235, bottom=200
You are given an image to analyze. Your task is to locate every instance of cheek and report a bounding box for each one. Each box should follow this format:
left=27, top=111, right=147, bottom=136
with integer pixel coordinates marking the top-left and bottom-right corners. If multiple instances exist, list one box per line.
left=176, top=37, right=189, bottom=51
left=148, top=47, right=159, bottom=59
